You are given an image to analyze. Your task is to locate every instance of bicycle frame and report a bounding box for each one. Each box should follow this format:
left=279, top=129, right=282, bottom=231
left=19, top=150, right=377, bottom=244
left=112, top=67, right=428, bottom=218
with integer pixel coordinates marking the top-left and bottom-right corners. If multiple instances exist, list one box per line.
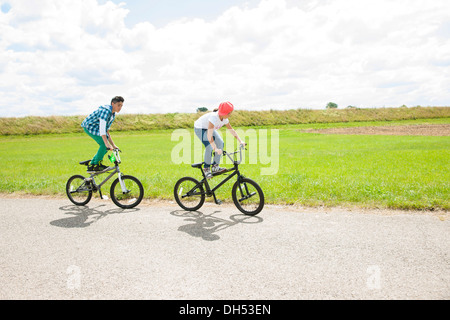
left=204, top=167, right=240, bottom=194
left=84, top=149, right=128, bottom=197
left=184, top=145, right=247, bottom=204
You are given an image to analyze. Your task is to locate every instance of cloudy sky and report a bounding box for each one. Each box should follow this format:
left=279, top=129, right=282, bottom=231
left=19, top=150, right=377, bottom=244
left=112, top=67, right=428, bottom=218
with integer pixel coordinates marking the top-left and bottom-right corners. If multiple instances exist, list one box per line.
left=0, top=0, right=449, bottom=117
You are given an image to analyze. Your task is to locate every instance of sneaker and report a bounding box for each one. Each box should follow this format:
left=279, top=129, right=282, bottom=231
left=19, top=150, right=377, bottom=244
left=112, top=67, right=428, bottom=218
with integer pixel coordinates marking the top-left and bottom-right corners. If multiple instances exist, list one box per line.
left=87, top=162, right=108, bottom=172
left=211, top=164, right=227, bottom=174
left=203, top=167, right=213, bottom=179
left=96, top=161, right=108, bottom=171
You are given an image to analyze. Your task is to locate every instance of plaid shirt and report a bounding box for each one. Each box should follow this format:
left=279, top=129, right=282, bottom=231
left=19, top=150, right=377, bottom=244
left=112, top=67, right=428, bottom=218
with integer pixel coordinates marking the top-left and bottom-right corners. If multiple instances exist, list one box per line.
left=81, top=105, right=116, bottom=136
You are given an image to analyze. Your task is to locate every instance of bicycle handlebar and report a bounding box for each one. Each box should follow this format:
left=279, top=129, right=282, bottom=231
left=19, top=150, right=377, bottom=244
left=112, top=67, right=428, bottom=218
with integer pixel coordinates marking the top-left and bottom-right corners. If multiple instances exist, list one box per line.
left=107, top=148, right=122, bottom=164
left=223, top=143, right=246, bottom=153
left=216, top=143, right=247, bottom=164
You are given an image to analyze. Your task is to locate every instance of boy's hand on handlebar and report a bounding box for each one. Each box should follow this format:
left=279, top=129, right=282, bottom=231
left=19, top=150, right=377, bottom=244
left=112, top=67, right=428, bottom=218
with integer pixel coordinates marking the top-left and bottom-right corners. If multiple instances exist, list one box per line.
left=107, top=144, right=119, bottom=151
left=214, top=148, right=223, bottom=155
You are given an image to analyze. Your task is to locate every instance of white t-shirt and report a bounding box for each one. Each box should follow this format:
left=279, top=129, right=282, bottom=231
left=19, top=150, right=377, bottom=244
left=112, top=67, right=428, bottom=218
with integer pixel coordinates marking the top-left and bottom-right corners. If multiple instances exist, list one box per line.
left=99, top=119, right=107, bottom=135
left=194, top=111, right=229, bottom=130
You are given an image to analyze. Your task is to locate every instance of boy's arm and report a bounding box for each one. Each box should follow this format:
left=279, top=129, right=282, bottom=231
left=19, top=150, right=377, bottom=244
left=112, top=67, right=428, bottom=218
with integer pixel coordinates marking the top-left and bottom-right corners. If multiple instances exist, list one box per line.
left=99, top=118, right=113, bottom=150
left=106, top=131, right=118, bottom=149
left=207, top=122, right=222, bottom=155
left=102, top=134, right=113, bottom=150
left=225, top=123, right=246, bottom=145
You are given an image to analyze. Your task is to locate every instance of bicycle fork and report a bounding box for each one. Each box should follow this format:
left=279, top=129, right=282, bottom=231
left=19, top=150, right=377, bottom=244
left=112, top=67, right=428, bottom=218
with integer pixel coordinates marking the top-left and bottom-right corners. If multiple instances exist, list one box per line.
left=118, top=172, right=129, bottom=194
left=237, top=181, right=256, bottom=202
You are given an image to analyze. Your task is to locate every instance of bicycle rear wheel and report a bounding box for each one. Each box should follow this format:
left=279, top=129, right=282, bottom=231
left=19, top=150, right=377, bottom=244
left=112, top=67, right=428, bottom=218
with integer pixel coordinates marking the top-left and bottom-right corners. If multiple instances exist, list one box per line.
left=232, top=177, right=264, bottom=215
left=66, top=174, right=92, bottom=206
left=174, top=177, right=205, bottom=211
left=110, top=175, right=144, bottom=209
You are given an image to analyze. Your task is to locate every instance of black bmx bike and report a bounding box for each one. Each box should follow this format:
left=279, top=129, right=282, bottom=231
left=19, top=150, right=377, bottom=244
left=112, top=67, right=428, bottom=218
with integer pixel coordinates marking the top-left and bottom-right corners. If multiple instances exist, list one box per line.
left=66, top=149, right=144, bottom=209
left=174, top=145, right=264, bottom=215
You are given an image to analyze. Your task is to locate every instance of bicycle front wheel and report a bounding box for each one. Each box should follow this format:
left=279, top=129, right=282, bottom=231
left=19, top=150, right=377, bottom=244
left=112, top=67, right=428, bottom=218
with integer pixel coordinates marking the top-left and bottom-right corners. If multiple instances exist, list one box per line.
left=232, top=178, right=264, bottom=215
left=66, top=174, right=92, bottom=206
left=110, top=175, right=144, bottom=209
left=174, top=177, right=205, bottom=211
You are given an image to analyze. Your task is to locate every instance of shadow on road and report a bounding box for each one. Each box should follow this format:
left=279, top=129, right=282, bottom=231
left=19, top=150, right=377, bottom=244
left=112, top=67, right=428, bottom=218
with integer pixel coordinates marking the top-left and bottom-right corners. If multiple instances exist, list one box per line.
left=51, top=204, right=139, bottom=228
left=170, top=209, right=263, bottom=241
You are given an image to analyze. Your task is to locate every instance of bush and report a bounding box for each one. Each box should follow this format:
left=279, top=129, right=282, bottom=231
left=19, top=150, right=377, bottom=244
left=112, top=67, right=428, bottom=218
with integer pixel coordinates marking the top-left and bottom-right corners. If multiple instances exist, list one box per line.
left=326, top=102, right=338, bottom=109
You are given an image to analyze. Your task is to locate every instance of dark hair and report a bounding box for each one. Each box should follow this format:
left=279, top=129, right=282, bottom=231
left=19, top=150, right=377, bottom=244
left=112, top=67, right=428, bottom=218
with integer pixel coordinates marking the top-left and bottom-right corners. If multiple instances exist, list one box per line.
left=111, top=96, right=124, bottom=104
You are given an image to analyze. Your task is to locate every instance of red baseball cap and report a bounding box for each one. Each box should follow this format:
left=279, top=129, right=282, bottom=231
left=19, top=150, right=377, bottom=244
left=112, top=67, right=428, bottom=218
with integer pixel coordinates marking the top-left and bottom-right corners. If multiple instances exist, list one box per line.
left=218, top=101, right=234, bottom=116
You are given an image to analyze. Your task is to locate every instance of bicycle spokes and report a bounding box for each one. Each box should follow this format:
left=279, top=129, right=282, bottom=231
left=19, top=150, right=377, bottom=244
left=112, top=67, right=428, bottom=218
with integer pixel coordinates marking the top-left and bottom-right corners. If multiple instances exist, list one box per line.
left=110, top=175, right=143, bottom=208
left=232, top=178, right=264, bottom=216
left=238, top=182, right=256, bottom=202
left=174, top=177, right=205, bottom=211
left=238, top=182, right=258, bottom=205
left=66, top=175, right=93, bottom=206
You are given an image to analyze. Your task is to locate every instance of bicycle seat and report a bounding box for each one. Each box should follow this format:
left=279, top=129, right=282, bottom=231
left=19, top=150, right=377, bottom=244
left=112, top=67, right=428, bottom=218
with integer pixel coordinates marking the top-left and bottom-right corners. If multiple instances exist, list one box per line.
left=191, top=162, right=203, bottom=168
left=79, top=160, right=91, bottom=166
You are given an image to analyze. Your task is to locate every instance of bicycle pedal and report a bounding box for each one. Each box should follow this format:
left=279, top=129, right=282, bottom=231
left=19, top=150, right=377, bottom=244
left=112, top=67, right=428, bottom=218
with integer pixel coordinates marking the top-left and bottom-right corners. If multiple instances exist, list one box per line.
left=215, top=199, right=222, bottom=205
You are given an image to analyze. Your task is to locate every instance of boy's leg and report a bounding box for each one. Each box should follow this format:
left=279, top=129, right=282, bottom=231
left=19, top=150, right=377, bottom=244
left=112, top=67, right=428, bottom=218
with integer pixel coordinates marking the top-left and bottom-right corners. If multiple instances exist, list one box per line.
left=195, top=128, right=213, bottom=168
left=212, top=131, right=224, bottom=166
left=84, top=128, right=108, bottom=165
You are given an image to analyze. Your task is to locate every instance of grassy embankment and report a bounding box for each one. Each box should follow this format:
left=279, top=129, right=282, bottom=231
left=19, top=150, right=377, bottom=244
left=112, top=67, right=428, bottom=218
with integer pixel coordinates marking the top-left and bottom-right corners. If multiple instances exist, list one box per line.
left=1, top=106, right=449, bottom=135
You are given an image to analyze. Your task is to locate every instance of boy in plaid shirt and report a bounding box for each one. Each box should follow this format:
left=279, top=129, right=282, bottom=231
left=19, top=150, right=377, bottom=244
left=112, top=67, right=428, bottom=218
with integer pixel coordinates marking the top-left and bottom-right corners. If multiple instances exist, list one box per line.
left=81, top=96, right=124, bottom=171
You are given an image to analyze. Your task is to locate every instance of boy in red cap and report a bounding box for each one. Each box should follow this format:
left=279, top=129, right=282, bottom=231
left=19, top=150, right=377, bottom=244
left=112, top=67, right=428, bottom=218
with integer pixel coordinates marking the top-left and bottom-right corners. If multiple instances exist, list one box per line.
left=194, top=101, right=246, bottom=179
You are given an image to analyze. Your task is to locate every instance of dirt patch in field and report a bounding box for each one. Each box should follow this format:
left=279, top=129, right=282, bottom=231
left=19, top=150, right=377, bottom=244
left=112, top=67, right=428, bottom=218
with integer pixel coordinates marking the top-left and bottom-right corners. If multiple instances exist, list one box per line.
left=301, top=124, right=450, bottom=136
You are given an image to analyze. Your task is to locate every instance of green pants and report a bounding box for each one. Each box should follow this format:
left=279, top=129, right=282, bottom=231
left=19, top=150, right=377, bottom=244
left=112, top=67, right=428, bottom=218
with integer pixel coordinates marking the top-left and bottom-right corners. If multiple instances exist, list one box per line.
left=84, top=128, right=109, bottom=165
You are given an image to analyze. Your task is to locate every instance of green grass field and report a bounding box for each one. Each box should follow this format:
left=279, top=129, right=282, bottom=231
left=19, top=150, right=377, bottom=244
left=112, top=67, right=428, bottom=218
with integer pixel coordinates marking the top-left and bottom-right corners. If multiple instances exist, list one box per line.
left=0, top=117, right=448, bottom=210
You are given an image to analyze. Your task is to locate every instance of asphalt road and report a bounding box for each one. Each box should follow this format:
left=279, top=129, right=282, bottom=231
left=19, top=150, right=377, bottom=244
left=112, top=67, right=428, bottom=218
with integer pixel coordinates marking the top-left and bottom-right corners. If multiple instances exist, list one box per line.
left=0, top=197, right=448, bottom=300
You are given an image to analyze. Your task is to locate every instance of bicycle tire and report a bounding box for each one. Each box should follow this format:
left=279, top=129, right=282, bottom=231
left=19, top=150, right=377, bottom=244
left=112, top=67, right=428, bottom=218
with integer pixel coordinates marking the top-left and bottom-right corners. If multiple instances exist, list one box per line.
left=66, top=174, right=93, bottom=206
left=174, top=176, right=205, bottom=211
left=232, top=177, right=264, bottom=216
left=110, top=175, right=144, bottom=209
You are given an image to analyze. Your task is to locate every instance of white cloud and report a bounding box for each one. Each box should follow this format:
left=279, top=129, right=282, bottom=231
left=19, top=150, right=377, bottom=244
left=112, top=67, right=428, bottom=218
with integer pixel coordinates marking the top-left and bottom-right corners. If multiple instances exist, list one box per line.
left=0, top=0, right=449, bottom=117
